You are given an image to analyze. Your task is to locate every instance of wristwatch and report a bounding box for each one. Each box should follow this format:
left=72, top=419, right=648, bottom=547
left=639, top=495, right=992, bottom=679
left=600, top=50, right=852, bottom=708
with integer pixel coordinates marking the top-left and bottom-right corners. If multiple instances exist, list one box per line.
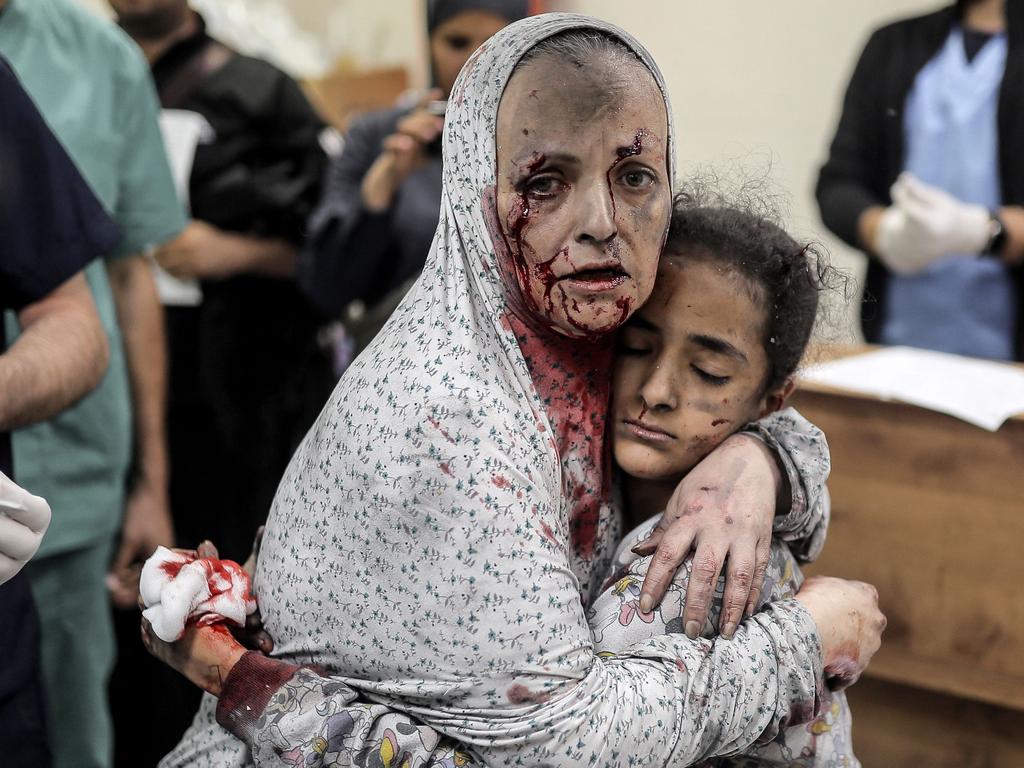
left=984, top=212, right=1008, bottom=257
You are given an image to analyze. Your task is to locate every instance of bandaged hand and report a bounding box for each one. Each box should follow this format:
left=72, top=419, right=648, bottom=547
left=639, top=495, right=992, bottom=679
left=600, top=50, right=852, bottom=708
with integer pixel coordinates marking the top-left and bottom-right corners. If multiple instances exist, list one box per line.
left=875, top=173, right=991, bottom=275
left=0, top=471, right=51, bottom=585
left=140, top=544, right=256, bottom=642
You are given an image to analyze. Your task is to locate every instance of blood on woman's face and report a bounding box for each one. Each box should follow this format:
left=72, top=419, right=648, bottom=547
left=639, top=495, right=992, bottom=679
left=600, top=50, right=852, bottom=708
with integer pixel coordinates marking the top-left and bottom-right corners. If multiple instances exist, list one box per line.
left=493, top=54, right=670, bottom=338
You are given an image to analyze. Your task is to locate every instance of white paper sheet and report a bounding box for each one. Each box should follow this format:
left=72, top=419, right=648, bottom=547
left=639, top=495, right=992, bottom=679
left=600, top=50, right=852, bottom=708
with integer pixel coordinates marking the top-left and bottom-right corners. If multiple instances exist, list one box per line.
left=800, top=346, right=1024, bottom=431
left=153, top=109, right=212, bottom=307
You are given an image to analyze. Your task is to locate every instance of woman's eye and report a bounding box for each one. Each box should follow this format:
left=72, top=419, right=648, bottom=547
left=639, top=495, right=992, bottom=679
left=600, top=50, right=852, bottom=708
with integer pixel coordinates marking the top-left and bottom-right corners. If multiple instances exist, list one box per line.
left=693, top=366, right=730, bottom=386
left=619, top=168, right=656, bottom=190
left=525, top=176, right=565, bottom=199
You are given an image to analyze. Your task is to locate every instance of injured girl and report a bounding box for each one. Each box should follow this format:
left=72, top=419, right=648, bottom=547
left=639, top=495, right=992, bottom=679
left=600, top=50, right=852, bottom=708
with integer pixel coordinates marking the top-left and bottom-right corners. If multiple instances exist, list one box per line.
left=148, top=14, right=884, bottom=768
left=596, top=191, right=862, bottom=766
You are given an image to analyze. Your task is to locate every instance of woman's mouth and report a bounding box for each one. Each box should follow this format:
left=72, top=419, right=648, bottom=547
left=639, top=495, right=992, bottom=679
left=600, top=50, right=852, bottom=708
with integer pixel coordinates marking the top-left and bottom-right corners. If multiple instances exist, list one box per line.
left=621, top=418, right=676, bottom=443
left=559, top=266, right=629, bottom=293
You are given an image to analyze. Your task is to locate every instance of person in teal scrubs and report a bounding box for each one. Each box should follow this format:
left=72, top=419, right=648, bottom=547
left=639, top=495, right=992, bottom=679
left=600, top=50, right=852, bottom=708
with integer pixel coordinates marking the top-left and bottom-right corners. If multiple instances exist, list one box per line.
left=0, top=1, right=186, bottom=765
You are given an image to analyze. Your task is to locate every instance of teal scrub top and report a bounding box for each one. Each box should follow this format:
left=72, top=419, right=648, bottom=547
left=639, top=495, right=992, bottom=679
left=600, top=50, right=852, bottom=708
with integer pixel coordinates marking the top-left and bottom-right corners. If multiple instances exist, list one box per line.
left=0, top=0, right=186, bottom=557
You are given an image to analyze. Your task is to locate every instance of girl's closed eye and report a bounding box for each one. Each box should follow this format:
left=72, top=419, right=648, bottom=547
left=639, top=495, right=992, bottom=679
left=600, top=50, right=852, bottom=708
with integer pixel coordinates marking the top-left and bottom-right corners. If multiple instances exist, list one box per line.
left=692, top=366, right=730, bottom=386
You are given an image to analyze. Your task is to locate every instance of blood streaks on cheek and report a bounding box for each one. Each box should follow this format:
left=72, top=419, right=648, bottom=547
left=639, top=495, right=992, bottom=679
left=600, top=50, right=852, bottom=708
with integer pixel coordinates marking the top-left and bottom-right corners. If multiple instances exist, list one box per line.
left=711, top=418, right=732, bottom=427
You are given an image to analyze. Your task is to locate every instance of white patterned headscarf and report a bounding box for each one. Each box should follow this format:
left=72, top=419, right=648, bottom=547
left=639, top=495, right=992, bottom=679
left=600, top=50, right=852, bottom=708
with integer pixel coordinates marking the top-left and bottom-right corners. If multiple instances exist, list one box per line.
left=257, top=6, right=675, bottom=754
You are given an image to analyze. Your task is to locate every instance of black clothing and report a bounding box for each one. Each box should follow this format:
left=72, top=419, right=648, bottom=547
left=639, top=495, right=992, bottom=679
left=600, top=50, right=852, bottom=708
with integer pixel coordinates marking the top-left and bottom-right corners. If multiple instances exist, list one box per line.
left=814, top=1, right=1024, bottom=359
left=149, top=16, right=332, bottom=563
left=301, top=105, right=443, bottom=317
left=0, top=55, right=120, bottom=768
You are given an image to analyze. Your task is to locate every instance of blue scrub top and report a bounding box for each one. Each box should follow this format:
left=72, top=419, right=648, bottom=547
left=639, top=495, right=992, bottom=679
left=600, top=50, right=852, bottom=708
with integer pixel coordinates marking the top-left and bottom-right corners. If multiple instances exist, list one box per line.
left=882, top=27, right=1018, bottom=360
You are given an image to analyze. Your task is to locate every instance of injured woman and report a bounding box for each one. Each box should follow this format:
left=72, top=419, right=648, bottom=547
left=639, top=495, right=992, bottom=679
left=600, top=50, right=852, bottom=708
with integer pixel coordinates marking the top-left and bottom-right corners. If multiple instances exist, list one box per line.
left=143, top=13, right=884, bottom=768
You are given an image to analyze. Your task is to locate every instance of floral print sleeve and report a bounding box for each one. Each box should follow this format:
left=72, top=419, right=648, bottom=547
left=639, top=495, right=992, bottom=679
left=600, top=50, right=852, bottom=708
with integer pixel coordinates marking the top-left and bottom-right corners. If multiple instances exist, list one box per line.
left=748, top=407, right=832, bottom=563
left=209, top=537, right=825, bottom=767
left=211, top=654, right=475, bottom=767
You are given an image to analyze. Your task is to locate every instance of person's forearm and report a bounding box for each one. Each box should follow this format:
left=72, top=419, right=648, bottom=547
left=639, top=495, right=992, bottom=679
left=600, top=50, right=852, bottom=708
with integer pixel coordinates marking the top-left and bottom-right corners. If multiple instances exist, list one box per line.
left=107, top=256, right=168, bottom=489
left=997, top=205, right=1024, bottom=266
left=0, top=273, right=109, bottom=430
left=218, top=232, right=298, bottom=279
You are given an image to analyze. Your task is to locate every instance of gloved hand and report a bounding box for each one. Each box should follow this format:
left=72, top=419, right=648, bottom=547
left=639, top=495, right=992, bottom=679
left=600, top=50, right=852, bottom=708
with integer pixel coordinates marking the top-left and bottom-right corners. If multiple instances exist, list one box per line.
left=874, top=173, right=992, bottom=275
left=0, top=471, right=51, bottom=585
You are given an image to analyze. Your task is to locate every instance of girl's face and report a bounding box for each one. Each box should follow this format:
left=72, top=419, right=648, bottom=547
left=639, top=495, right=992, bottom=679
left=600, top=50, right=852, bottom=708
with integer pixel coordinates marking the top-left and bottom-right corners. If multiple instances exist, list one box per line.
left=493, top=54, right=670, bottom=338
left=612, top=255, right=790, bottom=482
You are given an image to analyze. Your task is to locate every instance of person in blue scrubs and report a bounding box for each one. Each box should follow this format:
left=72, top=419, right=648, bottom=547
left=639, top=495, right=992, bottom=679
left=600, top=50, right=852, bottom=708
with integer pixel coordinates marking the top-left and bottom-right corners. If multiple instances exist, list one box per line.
left=816, top=0, right=1024, bottom=360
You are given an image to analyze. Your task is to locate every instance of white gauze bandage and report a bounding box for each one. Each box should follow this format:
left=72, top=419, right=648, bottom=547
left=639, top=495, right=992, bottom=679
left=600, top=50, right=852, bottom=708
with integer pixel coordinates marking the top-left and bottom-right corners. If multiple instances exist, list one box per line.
left=140, top=546, right=257, bottom=642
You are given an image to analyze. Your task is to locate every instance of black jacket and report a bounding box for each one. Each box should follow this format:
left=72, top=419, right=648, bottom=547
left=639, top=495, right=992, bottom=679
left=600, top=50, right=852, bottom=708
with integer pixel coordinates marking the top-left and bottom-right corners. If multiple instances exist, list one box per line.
left=815, top=1, right=1024, bottom=359
left=149, top=18, right=334, bottom=561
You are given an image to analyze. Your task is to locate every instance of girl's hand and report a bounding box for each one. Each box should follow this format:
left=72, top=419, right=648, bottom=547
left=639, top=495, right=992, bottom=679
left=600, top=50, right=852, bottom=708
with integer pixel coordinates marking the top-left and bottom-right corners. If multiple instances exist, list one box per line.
left=141, top=617, right=247, bottom=697
left=634, top=433, right=781, bottom=639
left=795, top=575, right=886, bottom=689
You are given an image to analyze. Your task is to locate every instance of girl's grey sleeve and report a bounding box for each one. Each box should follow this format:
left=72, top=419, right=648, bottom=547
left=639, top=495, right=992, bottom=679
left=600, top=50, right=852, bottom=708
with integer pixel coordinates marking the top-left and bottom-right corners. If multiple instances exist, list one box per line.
left=747, top=407, right=832, bottom=563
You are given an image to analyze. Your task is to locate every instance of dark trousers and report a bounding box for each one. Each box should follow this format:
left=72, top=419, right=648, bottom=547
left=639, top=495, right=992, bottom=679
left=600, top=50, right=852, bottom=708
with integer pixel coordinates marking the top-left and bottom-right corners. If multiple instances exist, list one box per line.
left=0, top=572, right=52, bottom=767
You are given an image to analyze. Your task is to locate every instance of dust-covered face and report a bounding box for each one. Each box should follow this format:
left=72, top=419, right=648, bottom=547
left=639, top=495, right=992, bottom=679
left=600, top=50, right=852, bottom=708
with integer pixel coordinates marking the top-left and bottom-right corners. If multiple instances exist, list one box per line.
left=492, top=52, right=670, bottom=338
left=612, top=257, right=784, bottom=482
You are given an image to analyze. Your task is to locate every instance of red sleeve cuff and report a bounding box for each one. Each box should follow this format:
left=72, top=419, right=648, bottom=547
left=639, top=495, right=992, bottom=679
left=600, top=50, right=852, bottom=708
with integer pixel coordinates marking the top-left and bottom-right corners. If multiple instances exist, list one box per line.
left=215, top=651, right=301, bottom=742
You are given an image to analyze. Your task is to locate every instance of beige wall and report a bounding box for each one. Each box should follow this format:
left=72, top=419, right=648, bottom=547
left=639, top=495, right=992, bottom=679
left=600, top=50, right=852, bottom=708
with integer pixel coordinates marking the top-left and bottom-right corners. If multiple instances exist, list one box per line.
left=551, top=1, right=942, bottom=341
left=73, top=0, right=429, bottom=82
left=75, top=0, right=947, bottom=339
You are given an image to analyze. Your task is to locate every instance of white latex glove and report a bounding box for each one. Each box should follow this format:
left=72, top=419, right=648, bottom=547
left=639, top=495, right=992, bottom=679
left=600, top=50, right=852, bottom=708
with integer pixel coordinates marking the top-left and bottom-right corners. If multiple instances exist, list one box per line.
left=875, top=173, right=991, bottom=275
left=0, top=471, right=51, bottom=585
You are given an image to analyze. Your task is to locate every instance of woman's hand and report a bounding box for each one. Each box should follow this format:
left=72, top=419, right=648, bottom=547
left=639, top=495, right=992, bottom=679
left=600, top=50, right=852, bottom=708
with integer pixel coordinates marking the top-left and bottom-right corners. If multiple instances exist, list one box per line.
left=795, top=575, right=886, bottom=689
left=140, top=535, right=273, bottom=693
left=192, top=537, right=274, bottom=653
left=634, top=433, right=782, bottom=639
left=141, top=618, right=246, bottom=697
left=361, top=91, right=444, bottom=212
